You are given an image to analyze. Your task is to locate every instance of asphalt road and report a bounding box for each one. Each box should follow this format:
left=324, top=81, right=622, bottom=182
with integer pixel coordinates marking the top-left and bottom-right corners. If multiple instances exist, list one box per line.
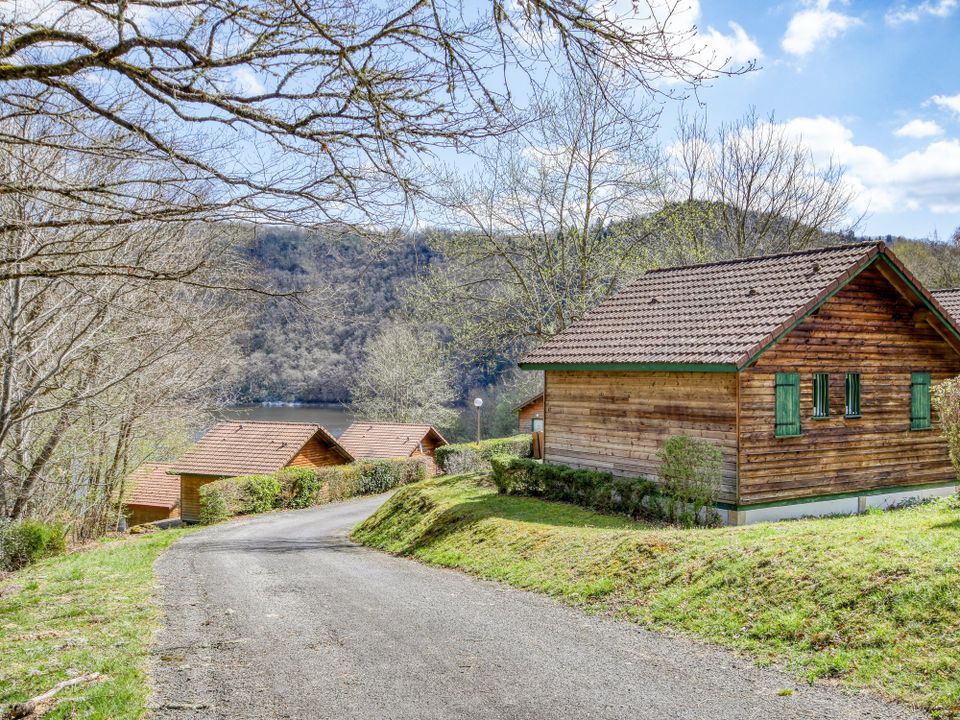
left=151, top=495, right=927, bottom=720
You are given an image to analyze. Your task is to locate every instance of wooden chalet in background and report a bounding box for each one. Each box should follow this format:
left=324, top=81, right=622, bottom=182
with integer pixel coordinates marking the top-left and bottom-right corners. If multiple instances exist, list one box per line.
left=170, top=421, right=353, bottom=522
left=123, top=463, right=180, bottom=527
left=513, top=393, right=545, bottom=433
left=520, top=241, right=960, bottom=524
left=338, top=422, right=447, bottom=474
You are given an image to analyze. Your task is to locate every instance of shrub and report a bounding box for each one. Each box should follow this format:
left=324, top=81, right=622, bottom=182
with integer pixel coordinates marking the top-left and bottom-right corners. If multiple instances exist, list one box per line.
left=201, top=458, right=430, bottom=524
left=199, top=474, right=281, bottom=524
left=436, top=435, right=532, bottom=474
left=490, top=455, right=660, bottom=521
left=0, top=519, right=67, bottom=571
left=933, top=377, right=960, bottom=477
left=657, top=435, right=723, bottom=527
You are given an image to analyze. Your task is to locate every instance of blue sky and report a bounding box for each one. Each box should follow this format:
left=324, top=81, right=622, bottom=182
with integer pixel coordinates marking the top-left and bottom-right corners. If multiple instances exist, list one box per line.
left=683, top=0, right=960, bottom=239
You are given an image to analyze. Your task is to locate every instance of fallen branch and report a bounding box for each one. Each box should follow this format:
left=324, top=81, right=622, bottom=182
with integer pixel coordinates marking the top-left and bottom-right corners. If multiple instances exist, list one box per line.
left=4, top=673, right=102, bottom=719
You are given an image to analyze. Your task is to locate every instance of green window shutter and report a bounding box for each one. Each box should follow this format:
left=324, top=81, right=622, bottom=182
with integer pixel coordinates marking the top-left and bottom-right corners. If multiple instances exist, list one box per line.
left=845, top=373, right=861, bottom=417
left=813, top=373, right=829, bottom=418
left=911, top=372, right=932, bottom=430
left=775, top=372, right=801, bottom=437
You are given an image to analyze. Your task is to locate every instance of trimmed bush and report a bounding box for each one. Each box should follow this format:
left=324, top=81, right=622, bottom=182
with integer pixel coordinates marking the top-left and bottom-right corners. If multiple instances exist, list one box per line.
left=0, top=519, right=67, bottom=571
left=490, top=455, right=660, bottom=520
left=199, top=474, right=281, bottom=524
left=657, top=435, right=723, bottom=527
left=200, top=458, right=430, bottom=524
left=435, top=435, right=532, bottom=475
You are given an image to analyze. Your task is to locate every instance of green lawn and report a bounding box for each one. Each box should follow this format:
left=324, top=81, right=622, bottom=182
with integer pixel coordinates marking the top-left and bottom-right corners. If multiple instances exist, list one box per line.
left=353, top=474, right=960, bottom=718
left=0, top=528, right=194, bottom=718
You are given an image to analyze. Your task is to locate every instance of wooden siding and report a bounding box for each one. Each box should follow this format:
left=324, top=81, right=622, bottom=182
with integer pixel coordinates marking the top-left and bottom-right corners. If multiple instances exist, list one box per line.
left=126, top=504, right=179, bottom=527
left=518, top=396, right=545, bottom=432
left=410, top=434, right=442, bottom=475
left=544, top=370, right=738, bottom=501
left=287, top=436, right=349, bottom=467
left=738, top=263, right=960, bottom=505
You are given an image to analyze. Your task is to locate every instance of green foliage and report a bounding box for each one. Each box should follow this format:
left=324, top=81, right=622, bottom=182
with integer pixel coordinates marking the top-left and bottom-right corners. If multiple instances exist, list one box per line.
left=491, top=456, right=661, bottom=521
left=200, top=458, right=429, bottom=524
left=355, top=475, right=960, bottom=717
left=435, top=435, right=532, bottom=474
left=199, top=474, right=281, bottom=524
left=657, top=436, right=723, bottom=527
left=0, top=519, right=67, bottom=571
left=933, top=377, right=960, bottom=478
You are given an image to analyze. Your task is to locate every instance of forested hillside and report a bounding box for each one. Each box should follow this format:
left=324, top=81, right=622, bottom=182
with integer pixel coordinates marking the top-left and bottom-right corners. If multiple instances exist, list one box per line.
left=234, top=228, right=435, bottom=403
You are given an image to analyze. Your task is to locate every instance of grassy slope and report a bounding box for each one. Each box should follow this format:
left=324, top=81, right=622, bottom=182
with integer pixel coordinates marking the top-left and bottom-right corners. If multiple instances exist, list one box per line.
left=353, top=475, right=960, bottom=718
left=1, top=528, right=194, bottom=717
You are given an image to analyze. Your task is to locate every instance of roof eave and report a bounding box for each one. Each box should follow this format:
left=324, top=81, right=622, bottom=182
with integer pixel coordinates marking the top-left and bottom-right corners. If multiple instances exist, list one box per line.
left=518, top=362, right=740, bottom=372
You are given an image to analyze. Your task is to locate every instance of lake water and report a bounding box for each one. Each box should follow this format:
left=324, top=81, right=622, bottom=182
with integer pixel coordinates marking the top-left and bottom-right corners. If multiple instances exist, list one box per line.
left=216, top=404, right=356, bottom=437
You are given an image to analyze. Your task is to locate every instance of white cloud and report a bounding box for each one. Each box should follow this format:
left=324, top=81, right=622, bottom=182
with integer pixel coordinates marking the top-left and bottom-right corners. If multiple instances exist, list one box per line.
left=590, top=0, right=762, bottom=71
left=885, top=0, right=958, bottom=25
left=781, top=0, right=862, bottom=57
left=932, top=93, right=960, bottom=115
left=894, top=119, right=944, bottom=138
left=779, top=115, right=960, bottom=214
left=232, top=67, right=265, bottom=95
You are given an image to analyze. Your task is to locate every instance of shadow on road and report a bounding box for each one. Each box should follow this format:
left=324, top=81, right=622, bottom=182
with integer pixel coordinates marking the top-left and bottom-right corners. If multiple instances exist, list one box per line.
left=191, top=537, right=363, bottom=554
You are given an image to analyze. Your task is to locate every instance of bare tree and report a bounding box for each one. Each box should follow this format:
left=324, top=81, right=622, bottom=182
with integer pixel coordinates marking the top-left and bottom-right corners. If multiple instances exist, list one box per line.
left=0, top=0, right=744, bottom=229
left=663, top=109, right=858, bottom=260
left=350, top=322, right=458, bottom=428
left=410, top=70, right=664, bottom=363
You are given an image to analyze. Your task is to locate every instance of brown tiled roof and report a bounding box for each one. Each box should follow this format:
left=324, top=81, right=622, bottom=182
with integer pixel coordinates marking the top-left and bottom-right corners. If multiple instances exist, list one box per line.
left=125, top=463, right=179, bottom=509
left=932, top=288, right=960, bottom=322
left=170, top=421, right=352, bottom=477
left=521, top=241, right=959, bottom=369
left=337, top=423, right=447, bottom=459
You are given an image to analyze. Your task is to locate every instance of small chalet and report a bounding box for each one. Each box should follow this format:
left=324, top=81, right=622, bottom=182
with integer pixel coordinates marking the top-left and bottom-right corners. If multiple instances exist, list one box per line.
left=171, top=421, right=353, bottom=522
left=123, top=462, right=180, bottom=526
left=338, top=422, right=447, bottom=473
left=520, top=241, right=960, bottom=524
left=513, top=392, right=544, bottom=433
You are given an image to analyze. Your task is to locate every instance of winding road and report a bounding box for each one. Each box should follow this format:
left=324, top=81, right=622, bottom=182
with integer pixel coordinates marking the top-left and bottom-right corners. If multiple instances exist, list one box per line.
left=151, top=494, right=927, bottom=720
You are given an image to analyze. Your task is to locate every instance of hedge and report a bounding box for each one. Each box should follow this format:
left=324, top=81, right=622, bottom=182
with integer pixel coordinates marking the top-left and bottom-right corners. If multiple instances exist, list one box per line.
left=490, top=455, right=661, bottom=520
left=434, top=434, right=532, bottom=475
left=0, top=519, right=67, bottom=571
left=200, top=457, right=429, bottom=524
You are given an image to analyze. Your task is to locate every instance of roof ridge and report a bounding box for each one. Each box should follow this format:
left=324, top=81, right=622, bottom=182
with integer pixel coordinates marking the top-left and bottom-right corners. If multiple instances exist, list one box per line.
left=644, top=240, right=881, bottom=276
left=931, top=287, right=960, bottom=293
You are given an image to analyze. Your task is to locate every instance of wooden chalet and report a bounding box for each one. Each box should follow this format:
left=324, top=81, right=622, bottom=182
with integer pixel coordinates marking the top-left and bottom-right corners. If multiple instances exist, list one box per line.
left=513, top=392, right=545, bottom=433
left=123, top=463, right=180, bottom=526
left=170, top=421, right=353, bottom=522
left=338, top=422, right=447, bottom=474
left=519, top=241, right=960, bottom=524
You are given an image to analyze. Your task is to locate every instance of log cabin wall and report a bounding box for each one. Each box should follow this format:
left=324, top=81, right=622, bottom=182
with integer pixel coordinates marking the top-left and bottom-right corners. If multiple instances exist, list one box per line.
left=738, top=263, right=960, bottom=506
left=180, top=474, right=214, bottom=522
left=518, top=396, right=545, bottom=432
left=287, top=437, right=350, bottom=467
left=126, top=504, right=179, bottom=527
left=544, top=370, right=738, bottom=502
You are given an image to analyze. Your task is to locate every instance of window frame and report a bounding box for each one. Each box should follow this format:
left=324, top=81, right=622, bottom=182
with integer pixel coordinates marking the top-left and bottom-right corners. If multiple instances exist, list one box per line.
left=844, top=372, right=861, bottom=418
left=812, top=372, right=830, bottom=419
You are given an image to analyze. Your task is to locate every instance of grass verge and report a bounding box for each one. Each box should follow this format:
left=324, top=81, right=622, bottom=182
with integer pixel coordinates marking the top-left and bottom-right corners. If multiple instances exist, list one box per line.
left=353, top=474, right=960, bottom=718
left=1, top=528, right=194, bottom=718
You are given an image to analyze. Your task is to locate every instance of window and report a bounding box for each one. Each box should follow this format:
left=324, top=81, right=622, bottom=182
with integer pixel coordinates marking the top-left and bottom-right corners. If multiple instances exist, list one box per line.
left=911, top=372, right=932, bottom=430
left=531, top=417, right=544, bottom=433
left=813, top=373, right=829, bottom=419
left=845, top=373, right=861, bottom=417
left=775, top=372, right=801, bottom=437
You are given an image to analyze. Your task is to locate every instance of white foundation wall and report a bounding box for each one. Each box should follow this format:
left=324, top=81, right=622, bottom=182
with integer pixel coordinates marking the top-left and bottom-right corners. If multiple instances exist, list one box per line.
left=718, top=484, right=958, bottom=525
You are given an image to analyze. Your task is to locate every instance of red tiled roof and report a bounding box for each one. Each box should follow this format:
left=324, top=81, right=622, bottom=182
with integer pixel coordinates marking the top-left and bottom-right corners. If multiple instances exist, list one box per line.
left=170, top=421, right=352, bottom=477
left=932, top=288, right=960, bottom=321
left=125, top=463, right=179, bottom=509
left=521, top=241, right=959, bottom=369
left=337, top=423, right=447, bottom=459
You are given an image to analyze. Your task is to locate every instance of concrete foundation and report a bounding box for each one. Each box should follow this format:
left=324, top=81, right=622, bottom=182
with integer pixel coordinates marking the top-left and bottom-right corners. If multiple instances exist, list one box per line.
left=719, top=484, right=958, bottom=525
